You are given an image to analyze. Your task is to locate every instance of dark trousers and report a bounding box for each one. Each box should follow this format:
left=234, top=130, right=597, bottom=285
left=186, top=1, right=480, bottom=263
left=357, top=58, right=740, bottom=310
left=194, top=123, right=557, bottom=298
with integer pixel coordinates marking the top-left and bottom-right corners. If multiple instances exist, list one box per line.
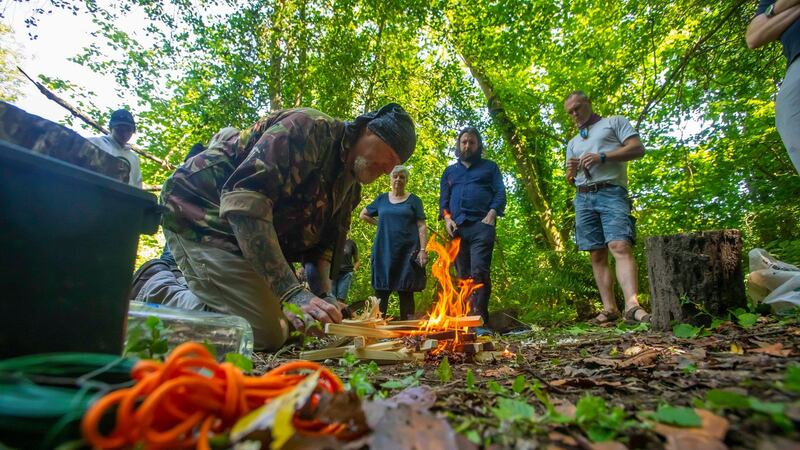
left=375, top=290, right=415, bottom=320
left=455, top=220, right=496, bottom=324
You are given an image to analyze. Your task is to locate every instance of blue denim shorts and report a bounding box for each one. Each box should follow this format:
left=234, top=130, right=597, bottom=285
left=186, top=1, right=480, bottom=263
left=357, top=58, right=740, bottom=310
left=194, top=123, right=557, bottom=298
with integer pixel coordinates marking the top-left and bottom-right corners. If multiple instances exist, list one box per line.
left=574, top=185, right=636, bottom=251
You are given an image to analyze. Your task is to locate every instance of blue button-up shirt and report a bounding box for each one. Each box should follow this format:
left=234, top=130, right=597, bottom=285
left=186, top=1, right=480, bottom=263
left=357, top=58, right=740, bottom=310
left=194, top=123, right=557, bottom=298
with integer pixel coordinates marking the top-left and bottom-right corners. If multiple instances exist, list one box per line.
left=439, top=159, right=506, bottom=225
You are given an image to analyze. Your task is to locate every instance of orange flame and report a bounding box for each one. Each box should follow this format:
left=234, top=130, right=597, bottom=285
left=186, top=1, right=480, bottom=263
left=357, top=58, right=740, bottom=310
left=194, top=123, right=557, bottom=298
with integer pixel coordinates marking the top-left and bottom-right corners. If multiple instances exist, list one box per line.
left=418, top=235, right=482, bottom=349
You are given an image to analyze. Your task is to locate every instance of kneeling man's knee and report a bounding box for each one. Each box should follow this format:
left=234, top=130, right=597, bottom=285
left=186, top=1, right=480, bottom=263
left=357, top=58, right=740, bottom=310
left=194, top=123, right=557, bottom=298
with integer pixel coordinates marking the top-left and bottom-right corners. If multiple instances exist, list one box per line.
left=253, top=317, right=290, bottom=352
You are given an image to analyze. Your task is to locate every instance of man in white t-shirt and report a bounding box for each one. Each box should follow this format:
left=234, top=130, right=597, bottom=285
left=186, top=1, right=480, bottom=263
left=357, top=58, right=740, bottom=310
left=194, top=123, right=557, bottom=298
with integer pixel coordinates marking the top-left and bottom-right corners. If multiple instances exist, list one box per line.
left=564, top=90, right=650, bottom=325
left=88, top=109, right=142, bottom=188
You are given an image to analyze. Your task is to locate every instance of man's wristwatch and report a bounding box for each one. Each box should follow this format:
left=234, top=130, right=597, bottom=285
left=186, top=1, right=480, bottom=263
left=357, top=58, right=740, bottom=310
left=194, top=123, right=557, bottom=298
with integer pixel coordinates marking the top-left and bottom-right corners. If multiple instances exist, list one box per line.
left=765, top=3, right=776, bottom=17
left=600, top=152, right=607, bottom=164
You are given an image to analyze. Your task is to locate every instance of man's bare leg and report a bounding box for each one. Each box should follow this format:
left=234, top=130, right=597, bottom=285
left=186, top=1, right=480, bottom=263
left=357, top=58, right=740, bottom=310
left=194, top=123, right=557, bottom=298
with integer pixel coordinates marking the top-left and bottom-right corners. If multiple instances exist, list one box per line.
left=590, top=247, right=619, bottom=319
left=608, top=240, right=648, bottom=321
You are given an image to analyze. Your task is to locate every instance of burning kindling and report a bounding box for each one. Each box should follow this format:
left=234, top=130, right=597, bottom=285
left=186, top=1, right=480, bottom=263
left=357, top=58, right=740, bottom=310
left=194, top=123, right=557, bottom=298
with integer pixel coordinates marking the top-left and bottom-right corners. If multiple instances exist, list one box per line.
left=303, top=236, right=504, bottom=363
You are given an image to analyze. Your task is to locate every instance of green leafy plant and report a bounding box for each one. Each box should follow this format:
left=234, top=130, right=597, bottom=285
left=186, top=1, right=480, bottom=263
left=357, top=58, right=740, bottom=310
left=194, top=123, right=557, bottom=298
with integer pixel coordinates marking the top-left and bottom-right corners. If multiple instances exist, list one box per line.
left=341, top=356, right=379, bottom=398
left=512, top=375, right=527, bottom=394
left=704, top=389, right=793, bottom=432
left=224, top=353, right=253, bottom=373
left=284, top=303, right=321, bottom=350
left=436, top=356, right=452, bottom=383
left=381, top=369, right=424, bottom=390
left=672, top=323, right=702, bottom=339
left=783, top=363, right=800, bottom=393
left=492, top=397, right=536, bottom=422
left=614, top=321, right=650, bottom=334
left=732, top=308, right=758, bottom=329
left=124, top=315, right=170, bottom=360
left=488, top=380, right=507, bottom=395
left=574, top=394, right=634, bottom=442
left=465, top=368, right=475, bottom=392
left=649, top=404, right=701, bottom=427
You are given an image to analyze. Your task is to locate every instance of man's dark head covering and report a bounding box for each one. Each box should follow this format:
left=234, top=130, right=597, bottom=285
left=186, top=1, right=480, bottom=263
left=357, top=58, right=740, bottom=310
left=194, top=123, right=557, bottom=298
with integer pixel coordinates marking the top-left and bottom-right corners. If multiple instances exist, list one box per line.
left=454, top=126, right=484, bottom=161
left=343, top=103, right=416, bottom=163
left=109, top=109, right=136, bottom=131
left=185, top=143, right=205, bottom=162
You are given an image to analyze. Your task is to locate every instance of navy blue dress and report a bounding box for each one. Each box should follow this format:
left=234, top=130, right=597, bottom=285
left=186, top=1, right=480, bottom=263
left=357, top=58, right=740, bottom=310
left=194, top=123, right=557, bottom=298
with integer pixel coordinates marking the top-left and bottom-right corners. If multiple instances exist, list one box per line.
left=366, top=193, right=426, bottom=292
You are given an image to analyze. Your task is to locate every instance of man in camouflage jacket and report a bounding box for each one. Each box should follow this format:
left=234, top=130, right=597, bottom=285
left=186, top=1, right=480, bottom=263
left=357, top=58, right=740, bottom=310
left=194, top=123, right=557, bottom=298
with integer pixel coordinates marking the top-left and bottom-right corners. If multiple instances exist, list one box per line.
left=136, top=104, right=416, bottom=351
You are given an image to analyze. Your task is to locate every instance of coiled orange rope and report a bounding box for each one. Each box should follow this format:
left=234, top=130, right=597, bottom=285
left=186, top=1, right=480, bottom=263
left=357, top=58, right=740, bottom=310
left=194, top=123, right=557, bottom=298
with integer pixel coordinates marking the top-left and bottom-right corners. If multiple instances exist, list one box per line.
left=81, top=342, right=348, bottom=449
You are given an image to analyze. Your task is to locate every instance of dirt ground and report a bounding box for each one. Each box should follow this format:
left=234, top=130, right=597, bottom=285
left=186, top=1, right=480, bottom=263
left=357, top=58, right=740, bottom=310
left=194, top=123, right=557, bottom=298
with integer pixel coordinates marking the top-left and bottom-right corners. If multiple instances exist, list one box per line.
left=252, top=315, right=800, bottom=450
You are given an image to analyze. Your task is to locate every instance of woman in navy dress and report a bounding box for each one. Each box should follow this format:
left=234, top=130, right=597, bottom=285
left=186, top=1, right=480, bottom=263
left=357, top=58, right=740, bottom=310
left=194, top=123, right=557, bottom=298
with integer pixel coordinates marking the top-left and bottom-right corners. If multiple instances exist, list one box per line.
left=359, top=165, right=428, bottom=319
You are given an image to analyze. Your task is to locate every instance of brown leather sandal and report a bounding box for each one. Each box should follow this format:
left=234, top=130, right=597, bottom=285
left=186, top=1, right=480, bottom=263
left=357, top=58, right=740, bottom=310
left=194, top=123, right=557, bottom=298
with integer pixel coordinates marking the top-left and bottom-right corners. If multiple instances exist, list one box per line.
left=624, top=306, right=651, bottom=324
left=588, top=310, right=620, bottom=326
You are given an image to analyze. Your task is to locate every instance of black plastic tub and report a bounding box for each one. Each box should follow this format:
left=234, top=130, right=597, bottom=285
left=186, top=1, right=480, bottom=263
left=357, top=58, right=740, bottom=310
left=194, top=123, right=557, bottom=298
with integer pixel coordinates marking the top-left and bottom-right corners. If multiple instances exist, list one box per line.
left=0, top=140, right=161, bottom=358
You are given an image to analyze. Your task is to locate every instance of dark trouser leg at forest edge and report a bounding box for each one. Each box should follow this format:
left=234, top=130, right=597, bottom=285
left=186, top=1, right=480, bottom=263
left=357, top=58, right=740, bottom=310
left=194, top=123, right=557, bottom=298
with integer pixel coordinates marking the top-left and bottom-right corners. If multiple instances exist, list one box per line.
left=455, top=221, right=495, bottom=325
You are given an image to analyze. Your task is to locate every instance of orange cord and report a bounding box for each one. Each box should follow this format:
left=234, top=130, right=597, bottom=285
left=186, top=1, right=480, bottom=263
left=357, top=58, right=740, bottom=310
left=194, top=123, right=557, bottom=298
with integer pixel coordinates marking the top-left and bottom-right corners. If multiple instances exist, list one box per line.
left=81, top=342, right=353, bottom=449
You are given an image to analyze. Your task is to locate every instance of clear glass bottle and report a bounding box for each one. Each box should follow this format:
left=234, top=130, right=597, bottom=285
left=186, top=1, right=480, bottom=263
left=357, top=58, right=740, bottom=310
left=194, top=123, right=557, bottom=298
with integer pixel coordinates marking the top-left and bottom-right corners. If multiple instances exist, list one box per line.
left=127, top=302, right=254, bottom=359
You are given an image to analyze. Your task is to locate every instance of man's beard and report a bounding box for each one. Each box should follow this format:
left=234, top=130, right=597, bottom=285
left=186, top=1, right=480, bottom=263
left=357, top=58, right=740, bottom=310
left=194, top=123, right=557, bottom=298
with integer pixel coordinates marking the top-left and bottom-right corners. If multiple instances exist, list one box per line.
left=353, top=155, right=373, bottom=182
left=460, top=149, right=481, bottom=164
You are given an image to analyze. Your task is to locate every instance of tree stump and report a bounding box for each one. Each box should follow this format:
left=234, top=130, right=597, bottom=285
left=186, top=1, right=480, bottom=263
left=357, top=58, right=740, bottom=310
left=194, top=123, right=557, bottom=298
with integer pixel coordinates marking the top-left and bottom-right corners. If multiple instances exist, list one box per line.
left=646, top=230, right=746, bottom=331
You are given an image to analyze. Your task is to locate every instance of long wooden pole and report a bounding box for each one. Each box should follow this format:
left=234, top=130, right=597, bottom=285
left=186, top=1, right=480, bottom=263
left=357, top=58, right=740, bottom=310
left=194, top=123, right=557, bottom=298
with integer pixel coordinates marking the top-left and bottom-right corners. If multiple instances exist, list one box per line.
left=17, top=67, right=175, bottom=171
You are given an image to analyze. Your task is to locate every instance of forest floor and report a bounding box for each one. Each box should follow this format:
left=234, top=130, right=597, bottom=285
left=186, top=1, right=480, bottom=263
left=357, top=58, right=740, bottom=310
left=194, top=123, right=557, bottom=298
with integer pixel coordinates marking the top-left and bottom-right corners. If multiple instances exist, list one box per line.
left=253, top=313, right=800, bottom=450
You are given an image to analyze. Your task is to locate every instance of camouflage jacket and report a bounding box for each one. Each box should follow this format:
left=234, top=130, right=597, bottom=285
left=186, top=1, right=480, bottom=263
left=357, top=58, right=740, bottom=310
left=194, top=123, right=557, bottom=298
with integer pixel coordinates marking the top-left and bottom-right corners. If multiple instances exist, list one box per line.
left=161, top=108, right=361, bottom=266
left=0, top=101, right=131, bottom=183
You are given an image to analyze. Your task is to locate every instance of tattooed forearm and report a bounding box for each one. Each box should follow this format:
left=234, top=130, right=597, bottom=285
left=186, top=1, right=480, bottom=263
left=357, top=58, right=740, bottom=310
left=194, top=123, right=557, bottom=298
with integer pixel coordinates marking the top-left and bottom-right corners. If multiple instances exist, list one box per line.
left=229, top=213, right=310, bottom=304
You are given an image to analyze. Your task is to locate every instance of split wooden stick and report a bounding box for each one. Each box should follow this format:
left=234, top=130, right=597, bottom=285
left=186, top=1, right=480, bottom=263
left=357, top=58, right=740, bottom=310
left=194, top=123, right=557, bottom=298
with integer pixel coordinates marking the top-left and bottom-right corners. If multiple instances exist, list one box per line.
left=324, top=323, right=403, bottom=338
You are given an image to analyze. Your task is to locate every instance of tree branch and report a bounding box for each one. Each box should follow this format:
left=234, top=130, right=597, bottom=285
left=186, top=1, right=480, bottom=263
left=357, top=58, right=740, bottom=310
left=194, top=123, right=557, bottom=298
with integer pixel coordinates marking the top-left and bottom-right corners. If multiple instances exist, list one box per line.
left=17, top=67, right=175, bottom=170
left=635, top=0, right=750, bottom=128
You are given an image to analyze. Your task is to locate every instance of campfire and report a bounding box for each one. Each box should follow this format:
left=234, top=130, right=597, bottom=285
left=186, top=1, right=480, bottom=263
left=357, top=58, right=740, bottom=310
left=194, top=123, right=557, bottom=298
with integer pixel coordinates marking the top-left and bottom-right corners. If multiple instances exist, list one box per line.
left=301, top=235, right=507, bottom=363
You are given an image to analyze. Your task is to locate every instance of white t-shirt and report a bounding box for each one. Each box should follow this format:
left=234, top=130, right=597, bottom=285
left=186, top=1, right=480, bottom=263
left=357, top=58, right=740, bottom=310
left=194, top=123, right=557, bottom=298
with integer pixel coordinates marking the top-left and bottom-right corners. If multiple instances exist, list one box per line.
left=566, top=116, right=638, bottom=188
left=87, top=135, right=143, bottom=188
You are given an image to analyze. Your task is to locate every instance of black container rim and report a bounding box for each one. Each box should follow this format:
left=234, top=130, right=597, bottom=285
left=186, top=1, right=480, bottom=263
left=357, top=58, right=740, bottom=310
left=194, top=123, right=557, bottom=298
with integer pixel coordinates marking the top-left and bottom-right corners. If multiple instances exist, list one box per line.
left=0, top=138, right=159, bottom=207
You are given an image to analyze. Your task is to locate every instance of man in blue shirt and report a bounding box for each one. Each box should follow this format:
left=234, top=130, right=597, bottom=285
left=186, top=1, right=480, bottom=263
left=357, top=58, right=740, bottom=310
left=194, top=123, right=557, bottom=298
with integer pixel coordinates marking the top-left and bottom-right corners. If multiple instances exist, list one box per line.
left=439, top=127, right=506, bottom=334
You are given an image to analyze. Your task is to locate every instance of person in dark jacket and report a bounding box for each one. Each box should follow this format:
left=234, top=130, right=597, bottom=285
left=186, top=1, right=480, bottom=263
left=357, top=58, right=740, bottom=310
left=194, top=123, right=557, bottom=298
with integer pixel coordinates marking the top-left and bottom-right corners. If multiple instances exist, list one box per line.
left=439, top=127, right=506, bottom=335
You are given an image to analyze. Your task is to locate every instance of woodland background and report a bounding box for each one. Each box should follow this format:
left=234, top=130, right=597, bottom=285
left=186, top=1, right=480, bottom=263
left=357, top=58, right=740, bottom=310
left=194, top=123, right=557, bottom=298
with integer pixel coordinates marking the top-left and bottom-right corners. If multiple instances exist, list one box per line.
left=2, top=0, right=799, bottom=324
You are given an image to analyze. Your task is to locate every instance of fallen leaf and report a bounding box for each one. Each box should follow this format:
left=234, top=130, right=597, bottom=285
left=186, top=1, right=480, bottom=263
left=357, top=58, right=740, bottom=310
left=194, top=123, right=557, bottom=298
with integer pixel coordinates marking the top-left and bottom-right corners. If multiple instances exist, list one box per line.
left=591, top=442, right=629, bottom=450
left=573, top=434, right=629, bottom=450
left=473, top=351, right=501, bottom=364
left=618, top=348, right=660, bottom=368
left=387, top=385, right=437, bottom=410
left=563, top=366, right=600, bottom=377
left=551, top=397, right=576, bottom=419
left=584, top=357, right=618, bottom=367
left=548, top=378, right=622, bottom=389
left=664, top=433, right=728, bottom=450
left=362, top=403, right=468, bottom=450
left=654, top=408, right=729, bottom=450
left=548, top=432, right=577, bottom=447
left=688, top=348, right=707, bottom=360
left=230, top=370, right=320, bottom=447
left=483, top=366, right=517, bottom=377
left=729, top=342, right=744, bottom=354
left=311, top=391, right=369, bottom=434
left=749, top=342, right=792, bottom=357
left=623, top=345, right=645, bottom=357
left=756, top=435, right=800, bottom=450
left=585, top=349, right=660, bottom=368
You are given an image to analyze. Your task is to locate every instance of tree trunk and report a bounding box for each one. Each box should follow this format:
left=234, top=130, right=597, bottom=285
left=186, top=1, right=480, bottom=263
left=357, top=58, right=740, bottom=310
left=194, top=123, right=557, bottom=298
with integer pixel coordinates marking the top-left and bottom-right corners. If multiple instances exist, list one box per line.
left=647, top=230, right=746, bottom=331
left=463, top=58, right=566, bottom=252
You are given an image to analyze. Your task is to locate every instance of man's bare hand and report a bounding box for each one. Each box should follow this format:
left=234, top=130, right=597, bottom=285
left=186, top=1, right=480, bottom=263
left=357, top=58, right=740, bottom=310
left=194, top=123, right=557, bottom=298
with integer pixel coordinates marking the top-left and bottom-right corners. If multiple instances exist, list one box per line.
left=481, top=209, right=497, bottom=226
left=286, top=289, right=343, bottom=327
left=445, top=216, right=458, bottom=237
left=578, top=152, right=601, bottom=171
left=567, top=158, right=580, bottom=178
